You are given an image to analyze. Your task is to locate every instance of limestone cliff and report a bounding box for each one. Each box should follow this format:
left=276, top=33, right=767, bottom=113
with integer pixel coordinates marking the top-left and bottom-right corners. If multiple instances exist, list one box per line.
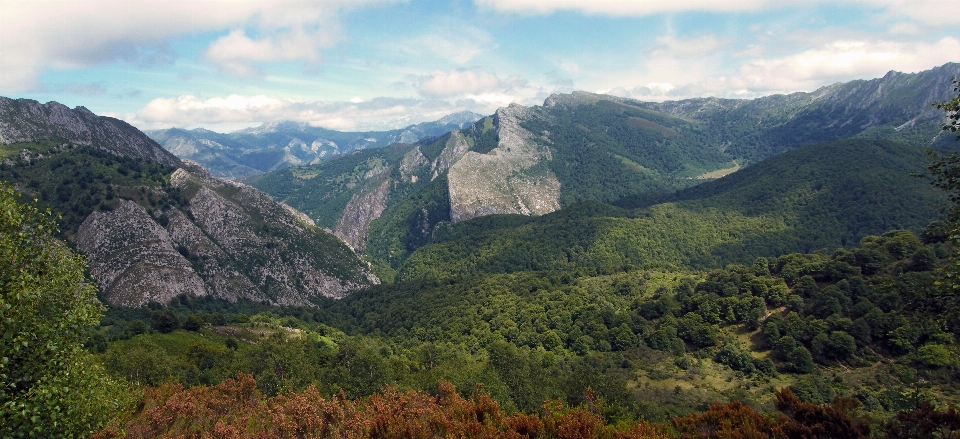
left=76, top=199, right=208, bottom=307
left=431, top=130, right=470, bottom=180
left=72, top=167, right=379, bottom=307
left=447, top=104, right=561, bottom=222
left=334, top=179, right=391, bottom=253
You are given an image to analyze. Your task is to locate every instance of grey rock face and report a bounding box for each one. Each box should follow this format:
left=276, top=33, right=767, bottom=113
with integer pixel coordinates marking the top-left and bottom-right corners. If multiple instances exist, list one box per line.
left=0, top=97, right=182, bottom=167
left=76, top=200, right=207, bottom=307
left=334, top=179, right=391, bottom=253
left=447, top=104, right=561, bottom=222
left=431, top=130, right=470, bottom=181
left=75, top=167, right=377, bottom=307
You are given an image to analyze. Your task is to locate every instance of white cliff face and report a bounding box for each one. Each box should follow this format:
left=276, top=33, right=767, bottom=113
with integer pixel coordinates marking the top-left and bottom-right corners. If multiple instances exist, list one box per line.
left=447, top=104, right=561, bottom=222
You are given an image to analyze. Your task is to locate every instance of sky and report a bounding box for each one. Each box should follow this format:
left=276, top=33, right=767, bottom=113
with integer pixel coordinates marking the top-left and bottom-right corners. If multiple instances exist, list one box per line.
left=1, top=0, right=957, bottom=133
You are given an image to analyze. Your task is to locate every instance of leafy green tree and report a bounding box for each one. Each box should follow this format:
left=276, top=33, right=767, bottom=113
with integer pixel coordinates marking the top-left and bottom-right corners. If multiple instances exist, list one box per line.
left=0, top=183, right=129, bottom=438
left=151, top=309, right=180, bottom=333
left=182, top=314, right=204, bottom=332
left=785, top=346, right=815, bottom=373
left=927, top=77, right=960, bottom=311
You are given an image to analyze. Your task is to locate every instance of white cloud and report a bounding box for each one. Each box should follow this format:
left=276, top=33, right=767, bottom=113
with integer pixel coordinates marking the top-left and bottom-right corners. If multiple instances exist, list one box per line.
left=555, top=59, right=581, bottom=75
left=205, top=27, right=337, bottom=77
left=124, top=94, right=490, bottom=131
left=605, top=36, right=960, bottom=101
left=649, top=35, right=725, bottom=59
left=417, top=69, right=503, bottom=98
left=0, top=0, right=394, bottom=92
left=476, top=0, right=799, bottom=16
left=475, top=0, right=960, bottom=25
left=731, top=37, right=960, bottom=93
left=411, top=26, right=497, bottom=64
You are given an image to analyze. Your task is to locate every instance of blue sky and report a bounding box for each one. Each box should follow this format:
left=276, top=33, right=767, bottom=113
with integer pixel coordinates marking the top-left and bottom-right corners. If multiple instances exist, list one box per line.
left=1, top=0, right=957, bottom=132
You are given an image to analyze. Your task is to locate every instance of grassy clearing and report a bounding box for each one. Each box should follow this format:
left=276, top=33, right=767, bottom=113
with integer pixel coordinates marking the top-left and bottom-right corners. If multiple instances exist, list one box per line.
left=628, top=117, right=679, bottom=137
left=697, top=161, right=741, bottom=179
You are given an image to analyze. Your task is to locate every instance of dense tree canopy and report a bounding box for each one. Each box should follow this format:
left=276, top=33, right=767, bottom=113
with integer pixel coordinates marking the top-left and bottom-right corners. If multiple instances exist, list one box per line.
left=0, top=183, right=128, bottom=438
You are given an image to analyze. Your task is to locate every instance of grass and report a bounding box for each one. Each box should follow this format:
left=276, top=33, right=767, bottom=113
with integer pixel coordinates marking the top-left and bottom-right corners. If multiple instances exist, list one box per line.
left=697, top=161, right=741, bottom=179
left=0, top=139, right=64, bottom=159
left=628, top=117, right=679, bottom=137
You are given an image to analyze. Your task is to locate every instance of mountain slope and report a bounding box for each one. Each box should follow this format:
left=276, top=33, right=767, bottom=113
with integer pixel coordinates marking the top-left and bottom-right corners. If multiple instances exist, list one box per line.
left=0, top=98, right=377, bottom=306
left=631, top=62, right=960, bottom=162
left=397, top=139, right=946, bottom=281
left=0, top=97, right=182, bottom=167
left=254, top=63, right=958, bottom=278
left=148, top=111, right=483, bottom=180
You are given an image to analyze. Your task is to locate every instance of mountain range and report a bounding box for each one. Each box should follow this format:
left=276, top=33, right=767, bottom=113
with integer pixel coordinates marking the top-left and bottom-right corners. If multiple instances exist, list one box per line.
left=1, top=63, right=957, bottom=304
left=146, top=111, right=483, bottom=180
left=250, top=62, right=959, bottom=279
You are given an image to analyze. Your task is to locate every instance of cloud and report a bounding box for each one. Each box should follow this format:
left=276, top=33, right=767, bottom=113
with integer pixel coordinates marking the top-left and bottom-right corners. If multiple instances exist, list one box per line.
left=416, top=69, right=503, bottom=98
left=475, top=0, right=801, bottom=16
left=475, top=0, right=960, bottom=25
left=605, top=36, right=960, bottom=101
left=731, top=37, right=960, bottom=93
left=410, top=26, right=497, bottom=64
left=124, top=94, right=492, bottom=131
left=60, top=82, right=108, bottom=96
left=648, top=35, right=725, bottom=59
left=205, top=27, right=337, bottom=77
left=0, top=0, right=394, bottom=91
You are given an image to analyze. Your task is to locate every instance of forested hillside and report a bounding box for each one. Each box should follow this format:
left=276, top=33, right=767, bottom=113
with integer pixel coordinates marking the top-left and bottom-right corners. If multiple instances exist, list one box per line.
left=398, top=138, right=946, bottom=281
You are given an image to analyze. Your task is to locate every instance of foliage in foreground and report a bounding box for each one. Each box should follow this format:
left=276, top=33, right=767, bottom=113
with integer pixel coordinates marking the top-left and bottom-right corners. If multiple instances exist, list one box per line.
left=92, top=227, right=960, bottom=424
left=94, top=373, right=672, bottom=439
left=96, top=373, right=960, bottom=439
left=0, top=183, right=130, bottom=438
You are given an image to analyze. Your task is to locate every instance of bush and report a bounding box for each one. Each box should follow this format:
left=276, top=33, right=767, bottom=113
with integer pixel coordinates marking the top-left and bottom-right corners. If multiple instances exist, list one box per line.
left=917, top=344, right=954, bottom=367
left=152, top=310, right=180, bottom=333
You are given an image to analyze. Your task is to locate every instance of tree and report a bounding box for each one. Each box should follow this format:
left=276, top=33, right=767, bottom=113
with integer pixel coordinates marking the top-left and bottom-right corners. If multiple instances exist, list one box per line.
left=785, top=346, right=815, bottom=373
left=151, top=309, right=180, bottom=333
left=0, top=183, right=129, bottom=438
left=926, top=77, right=960, bottom=312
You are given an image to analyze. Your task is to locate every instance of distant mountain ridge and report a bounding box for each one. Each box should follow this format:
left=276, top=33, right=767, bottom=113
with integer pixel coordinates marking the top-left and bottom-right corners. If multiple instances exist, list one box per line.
left=0, top=98, right=377, bottom=306
left=147, top=111, right=484, bottom=180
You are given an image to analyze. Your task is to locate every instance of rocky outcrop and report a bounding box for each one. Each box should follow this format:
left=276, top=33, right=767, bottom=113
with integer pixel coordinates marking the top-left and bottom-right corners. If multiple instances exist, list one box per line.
left=73, top=166, right=378, bottom=307
left=400, top=146, right=429, bottom=183
left=431, top=130, right=470, bottom=180
left=0, top=97, right=182, bottom=167
left=76, top=200, right=208, bottom=307
left=334, top=179, right=391, bottom=253
left=447, top=104, right=561, bottom=222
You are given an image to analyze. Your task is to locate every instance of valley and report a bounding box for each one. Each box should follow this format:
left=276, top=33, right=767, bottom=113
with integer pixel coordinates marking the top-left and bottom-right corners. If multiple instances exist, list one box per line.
left=2, top=64, right=960, bottom=438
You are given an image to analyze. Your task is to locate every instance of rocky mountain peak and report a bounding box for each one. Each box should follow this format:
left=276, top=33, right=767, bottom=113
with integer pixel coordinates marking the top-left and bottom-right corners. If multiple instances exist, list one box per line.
left=0, top=97, right=182, bottom=167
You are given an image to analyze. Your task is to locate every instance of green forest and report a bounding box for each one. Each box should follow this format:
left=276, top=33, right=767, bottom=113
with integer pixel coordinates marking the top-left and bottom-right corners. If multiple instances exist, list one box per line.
left=3, top=79, right=960, bottom=438
left=15, top=196, right=959, bottom=437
